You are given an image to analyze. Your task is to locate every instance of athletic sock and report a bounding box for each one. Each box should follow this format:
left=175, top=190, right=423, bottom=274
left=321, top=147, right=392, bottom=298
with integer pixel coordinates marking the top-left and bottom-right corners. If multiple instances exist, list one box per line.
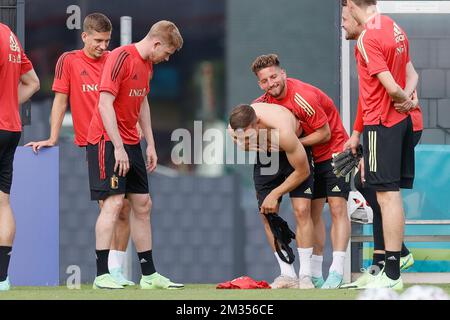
left=329, top=251, right=346, bottom=275
left=0, top=246, right=12, bottom=282
left=138, top=250, right=156, bottom=276
left=400, top=243, right=410, bottom=257
left=274, top=251, right=297, bottom=278
left=297, top=247, right=313, bottom=277
left=108, top=250, right=126, bottom=270
left=371, top=253, right=385, bottom=274
left=385, top=251, right=401, bottom=280
left=95, top=249, right=110, bottom=277
left=311, top=255, right=323, bottom=278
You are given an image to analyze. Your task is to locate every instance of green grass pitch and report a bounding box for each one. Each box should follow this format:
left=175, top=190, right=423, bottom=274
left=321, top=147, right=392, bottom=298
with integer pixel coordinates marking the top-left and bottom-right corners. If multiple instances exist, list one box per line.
left=1, top=284, right=450, bottom=300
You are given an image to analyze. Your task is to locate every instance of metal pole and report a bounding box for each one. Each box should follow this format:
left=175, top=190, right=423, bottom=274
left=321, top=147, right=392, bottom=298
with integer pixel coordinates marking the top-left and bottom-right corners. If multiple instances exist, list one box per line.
left=340, top=14, right=352, bottom=284
left=120, top=16, right=134, bottom=281
left=120, top=16, right=132, bottom=46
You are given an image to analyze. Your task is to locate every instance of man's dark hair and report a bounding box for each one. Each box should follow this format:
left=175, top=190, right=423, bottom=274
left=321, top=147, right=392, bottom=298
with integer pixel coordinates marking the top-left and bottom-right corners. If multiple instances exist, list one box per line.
left=229, top=104, right=256, bottom=130
left=251, top=54, right=281, bottom=75
left=83, top=13, right=112, bottom=33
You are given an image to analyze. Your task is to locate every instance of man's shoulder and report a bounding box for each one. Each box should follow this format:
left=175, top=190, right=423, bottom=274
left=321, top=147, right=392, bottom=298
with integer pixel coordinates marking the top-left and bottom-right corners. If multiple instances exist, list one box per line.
left=287, top=78, right=321, bottom=103
left=57, top=50, right=79, bottom=64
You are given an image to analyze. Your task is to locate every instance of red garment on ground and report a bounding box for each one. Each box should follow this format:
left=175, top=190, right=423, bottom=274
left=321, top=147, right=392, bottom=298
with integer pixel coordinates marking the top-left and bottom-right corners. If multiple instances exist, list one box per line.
left=216, top=276, right=271, bottom=289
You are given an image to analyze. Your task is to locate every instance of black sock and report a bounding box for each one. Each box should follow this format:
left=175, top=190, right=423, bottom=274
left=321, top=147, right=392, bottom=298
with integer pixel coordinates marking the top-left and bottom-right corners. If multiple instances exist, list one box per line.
left=400, top=243, right=410, bottom=257
left=95, top=249, right=110, bottom=276
left=138, top=250, right=156, bottom=276
left=0, top=246, right=12, bottom=282
left=385, top=251, right=401, bottom=280
left=371, top=253, right=385, bottom=274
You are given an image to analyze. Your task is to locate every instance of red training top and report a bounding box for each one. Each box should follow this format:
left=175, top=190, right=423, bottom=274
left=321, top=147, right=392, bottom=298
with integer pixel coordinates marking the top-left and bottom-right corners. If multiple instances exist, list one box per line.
left=88, top=44, right=153, bottom=145
left=355, top=14, right=412, bottom=128
left=255, top=78, right=349, bottom=163
left=0, top=23, right=33, bottom=132
left=52, top=50, right=109, bottom=146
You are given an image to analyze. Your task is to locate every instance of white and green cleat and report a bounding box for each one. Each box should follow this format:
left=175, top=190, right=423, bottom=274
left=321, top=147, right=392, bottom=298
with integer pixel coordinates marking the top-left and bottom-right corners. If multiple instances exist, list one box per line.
left=321, top=271, right=343, bottom=289
left=140, top=272, right=184, bottom=290
left=110, top=268, right=135, bottom=286
left=340, top=267, right=378, bottom=289
left=93, top=273, right=124, bottom=289
left=0, top=277, right=11, bottom=291
left=360, top=271, right=403, bottom=291
left=400, top=253, right=414, bottom=271
left=311, top=276, right=324, bottom=288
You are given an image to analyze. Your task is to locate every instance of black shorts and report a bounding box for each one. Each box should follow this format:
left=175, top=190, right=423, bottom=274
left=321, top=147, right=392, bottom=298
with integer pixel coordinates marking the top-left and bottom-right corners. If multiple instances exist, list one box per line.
left=363, top=116, right=415, bottom=191
left=313, top=158, right=350, bottom=200
left=87, top=141, right=149, bottom=200
left=253, top=149, right=314, bottom=208
left=0, top=130, right=21, bottom=194
left=355, top=129, right=422, bottom=191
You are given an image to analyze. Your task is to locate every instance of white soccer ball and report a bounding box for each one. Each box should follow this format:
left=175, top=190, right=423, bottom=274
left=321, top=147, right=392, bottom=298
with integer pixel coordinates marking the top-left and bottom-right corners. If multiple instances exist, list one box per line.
left=401, top=285, right=450, bottom=300
left=357, top=288, right=400, bottom=300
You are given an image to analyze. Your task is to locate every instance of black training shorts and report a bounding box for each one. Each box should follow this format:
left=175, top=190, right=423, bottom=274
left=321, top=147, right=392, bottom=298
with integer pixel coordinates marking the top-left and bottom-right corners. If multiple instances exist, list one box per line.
left=363, top=116, right=415, bottom=191
left=87, top=140, right=149, bottom=200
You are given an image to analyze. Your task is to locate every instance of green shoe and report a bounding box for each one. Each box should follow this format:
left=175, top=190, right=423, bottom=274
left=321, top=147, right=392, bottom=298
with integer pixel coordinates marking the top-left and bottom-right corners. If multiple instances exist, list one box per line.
left=311, top=276, right=324, bottom=288
left=0, top=277, right=11, bottom=291
left=140, top=272, right=184, bottom=290
left=93, top=273, right=124, bottom=289
left=400, top=253, right=414, bottom=271
left=361, top=271, right=403, bottom=291
left=340, top=267, right=378, bottom=289
left=321, top=271, right=343, bottom=289
left=110, top=268, right=135, bottom=286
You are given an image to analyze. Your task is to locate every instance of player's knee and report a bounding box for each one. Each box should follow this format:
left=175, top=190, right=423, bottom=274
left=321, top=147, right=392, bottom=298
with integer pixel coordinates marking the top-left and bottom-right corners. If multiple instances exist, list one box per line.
left=118, top=200, right=131, bottom=221
left=134, top=197, right=152, bottom=219
left=103, top=196, right=125, bottom=217
left=293, top=204, right=310, bottom=222
left=329, top=200, right=348, bottom=220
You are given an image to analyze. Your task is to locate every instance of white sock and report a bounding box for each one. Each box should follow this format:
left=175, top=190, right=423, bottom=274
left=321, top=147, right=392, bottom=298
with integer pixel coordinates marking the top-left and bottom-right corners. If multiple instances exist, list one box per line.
left=274, top=251, right=297, bottom=278
left=329, top=251, right=346, bottom=275
left=108, top=250, right=126, bottom=271
left=311, top=255, right=323, bottom=278
left=297, top=247, right=313, bottom=277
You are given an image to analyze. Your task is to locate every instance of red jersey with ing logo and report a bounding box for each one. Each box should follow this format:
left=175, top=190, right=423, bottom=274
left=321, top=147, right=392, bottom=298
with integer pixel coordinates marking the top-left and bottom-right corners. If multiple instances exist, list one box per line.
left=87, top=44, right=153, bottom=145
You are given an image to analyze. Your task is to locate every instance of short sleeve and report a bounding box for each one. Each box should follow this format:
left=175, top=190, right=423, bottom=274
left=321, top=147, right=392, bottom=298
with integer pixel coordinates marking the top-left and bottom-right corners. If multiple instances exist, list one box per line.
left=292, top=91, right=328, bottom=130
left=52, top=52, right=72, bottom=94
left=99, top=49, right=130, bottom=96
left=357, top=31, right=389, bottom=77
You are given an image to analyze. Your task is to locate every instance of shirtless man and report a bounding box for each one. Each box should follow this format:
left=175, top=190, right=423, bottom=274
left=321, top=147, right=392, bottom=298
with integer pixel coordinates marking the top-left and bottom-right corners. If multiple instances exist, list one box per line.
left=229, top=102, right=314, bottom=289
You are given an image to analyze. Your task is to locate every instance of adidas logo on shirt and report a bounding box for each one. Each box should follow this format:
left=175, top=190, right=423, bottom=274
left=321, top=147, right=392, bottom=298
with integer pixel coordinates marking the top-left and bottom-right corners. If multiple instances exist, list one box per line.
left=304, top=188, right=312, bottom=195
left=80, top=70, right=89, bottom=76
left=332, top=186, right=341, bottom=192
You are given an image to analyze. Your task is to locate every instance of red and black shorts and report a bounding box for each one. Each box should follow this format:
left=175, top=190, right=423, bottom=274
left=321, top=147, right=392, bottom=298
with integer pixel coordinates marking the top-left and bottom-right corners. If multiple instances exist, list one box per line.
left=363, top=115, right=415, bottom=191
left=87, top=140, right=149, bottom=201
left=313, top=158, right=351, bottom=200
left=0, top=130, right=21, bottom=194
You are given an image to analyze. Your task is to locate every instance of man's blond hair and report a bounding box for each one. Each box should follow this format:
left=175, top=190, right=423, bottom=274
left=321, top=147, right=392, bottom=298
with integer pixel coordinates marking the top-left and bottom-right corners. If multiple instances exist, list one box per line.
left=148, top=20, right=183, bottom=50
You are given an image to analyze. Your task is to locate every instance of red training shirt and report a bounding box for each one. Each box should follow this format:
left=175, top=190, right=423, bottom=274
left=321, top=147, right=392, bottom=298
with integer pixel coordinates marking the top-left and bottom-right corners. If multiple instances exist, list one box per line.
left=255, top=78, right=349, bottom=163
left=0, top=23, right=33, bottom=132
left=52, top=50, right=109, bottom=146
left=355, top=14, right=411, bottom=128
left=87, top=44, right=153, bottom=145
